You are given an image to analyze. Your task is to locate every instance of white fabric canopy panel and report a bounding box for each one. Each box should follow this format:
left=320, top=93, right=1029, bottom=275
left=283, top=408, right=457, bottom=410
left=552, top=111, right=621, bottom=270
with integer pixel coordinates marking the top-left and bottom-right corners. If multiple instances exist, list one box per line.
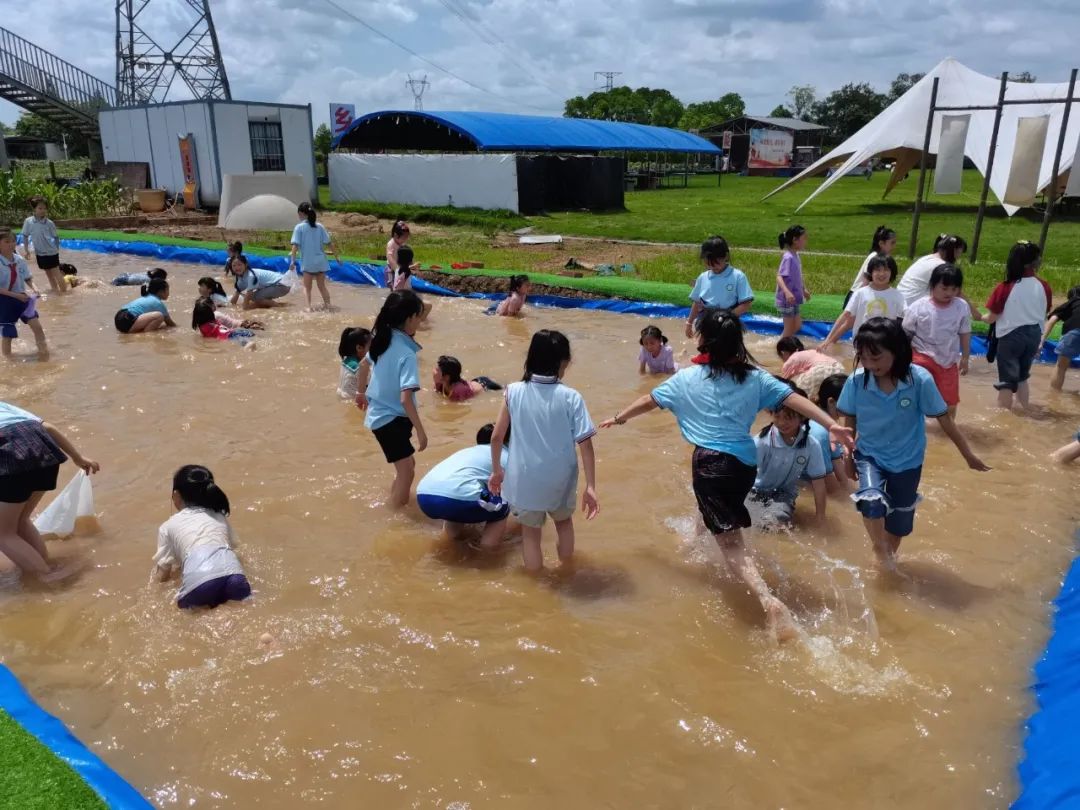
left=764, top=58, right=1080, bottom=215
left=934, top=114, right=970, bottom=195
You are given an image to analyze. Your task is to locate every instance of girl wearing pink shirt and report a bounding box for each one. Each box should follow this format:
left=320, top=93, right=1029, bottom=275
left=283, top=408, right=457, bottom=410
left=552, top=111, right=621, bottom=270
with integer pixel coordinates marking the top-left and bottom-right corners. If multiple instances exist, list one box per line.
left=776, top=336, right=843, bottom=401
left=902, top=264, right=971, bottom=418
left=432, top=355, right=502, bottom=402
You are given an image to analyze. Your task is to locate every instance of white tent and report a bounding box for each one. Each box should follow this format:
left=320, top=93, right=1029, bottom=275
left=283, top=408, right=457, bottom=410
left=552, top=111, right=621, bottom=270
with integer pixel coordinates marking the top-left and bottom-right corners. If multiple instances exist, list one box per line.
left=764, top=58, right=1079, bottom=214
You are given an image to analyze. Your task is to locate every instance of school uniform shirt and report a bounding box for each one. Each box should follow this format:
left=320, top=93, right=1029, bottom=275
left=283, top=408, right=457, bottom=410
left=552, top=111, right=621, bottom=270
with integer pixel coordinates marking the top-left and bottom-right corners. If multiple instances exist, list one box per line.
left=364, top=330, right=421, bottom=431
left=753, top=425, right=828, bottom=501
left=20, top=216, right=59, bottom=256
left=775, top=251, right=804, bottom=308
left=849, top=251, right=877, bottom=293
left=639, top=344, right=677, bottom=373
left=1050, top=297, right=1080, bottom=337
left=418, top=444, right=509, bottom=502
left=808, top=420, right=843, bottom=473
left=651, top=366, right=792, bottom=466
left=210, top=292, right=230, bottom=307
left=844, top=285, right=905, bottom=333
left=123, top=294, right=169, bottom=317
left=689, top=266, right=754, bottom=310
left=235, top=267, right=286, bottom=294
left=290, top=222, right=331, bottom=272
left=3, top=254, right=33, bottom=293
left=0, top=401, right=39, bottom=429
left=214, top=311, right=242, bottom=329
left=985, top=273, right=1052, bottom=338
left=837, top=366, right=948, bottom=473
left=503, top=376, right=596, bottom=512
left=896, top=254, right=942, bottom=306
left=154, top=507, right=244, bottom=599
left=902, top=296, right=971, bottom=368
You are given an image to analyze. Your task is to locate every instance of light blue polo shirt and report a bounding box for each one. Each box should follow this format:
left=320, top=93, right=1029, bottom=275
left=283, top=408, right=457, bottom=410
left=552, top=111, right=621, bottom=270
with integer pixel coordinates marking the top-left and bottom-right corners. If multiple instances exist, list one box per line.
left=689, top=266, right=754, bottom=309
left=418, top=444, right=509, bottom=502
left=123, top=294, right=169, bottom=317
left=0, top=401, right=39, bottom=429
left=837, top=366, right=948, bottom=473
left=364, top=329, right=421, bottom=430
left=808, top=421, right=843, bottom=471
left=235, top=268, right=286, bottom=293
left=651, top=366, right=792, bottom=466
left=291, top=222, right=331, bottom=273
left=753, top=426, right=828, bottom=500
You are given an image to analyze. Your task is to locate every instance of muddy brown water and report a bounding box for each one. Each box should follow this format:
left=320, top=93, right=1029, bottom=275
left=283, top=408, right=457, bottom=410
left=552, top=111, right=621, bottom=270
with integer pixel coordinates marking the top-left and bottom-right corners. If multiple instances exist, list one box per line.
left=1, top=250, right=1078, bottom=808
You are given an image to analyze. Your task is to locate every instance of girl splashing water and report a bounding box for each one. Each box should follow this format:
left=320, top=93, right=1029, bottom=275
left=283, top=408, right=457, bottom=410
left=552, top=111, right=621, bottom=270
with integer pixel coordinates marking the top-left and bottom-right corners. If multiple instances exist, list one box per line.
left=601, top=308, right=854, bottom=643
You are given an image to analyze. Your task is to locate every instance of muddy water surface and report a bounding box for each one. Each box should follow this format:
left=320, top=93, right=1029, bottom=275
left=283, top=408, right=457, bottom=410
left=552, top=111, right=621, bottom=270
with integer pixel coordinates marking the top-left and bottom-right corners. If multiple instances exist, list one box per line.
left=1, top=250, right=1078, bottom=808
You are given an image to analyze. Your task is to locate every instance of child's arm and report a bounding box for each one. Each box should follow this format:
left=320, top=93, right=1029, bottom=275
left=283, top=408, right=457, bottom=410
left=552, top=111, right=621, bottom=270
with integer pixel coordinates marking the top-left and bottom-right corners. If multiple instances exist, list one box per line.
left=328, top=240, right=340, bottom=265
left=959, top=331, right=971, bottom=375
left=935, top=414, right=990, bottom=471
left=1051, top=438, right=1080, bottom=464
left=0, top=287, right=28, bottom=301
left=578, top=437, right=599, bottom=519
left=41, top=423, right=99, bottom=473
left=685, top=300, right=703, bottom=338
left=732, top=299, right=753, bottom=317
left=163, top=312, right=177, bottom=328
left=401, top=389, right=427, bottom=451
left=638, top=358, right=647, bottom=374
left=777, top=273, right=795, bottom=304
left=811, top=477, right=828, bottom=519
left=287, top=243, right=299, bottom=273
left=841, top=415, right=858, bottom=480
left=820, top=311, right=855, bottom=350
left=355, top=360, right=371, bottom=409
left=488, top=403, right=511, bottom=494
left=599, top=393, right=659, bottom=428
left=1038, top=314, right=1060, bottom=353
left=783, top=394, right=855, bottom=455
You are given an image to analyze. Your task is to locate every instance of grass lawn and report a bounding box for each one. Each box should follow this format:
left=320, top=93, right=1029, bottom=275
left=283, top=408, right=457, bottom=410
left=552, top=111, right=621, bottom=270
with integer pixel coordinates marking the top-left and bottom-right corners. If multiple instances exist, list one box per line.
left=0, top=710, right=106, bottom=810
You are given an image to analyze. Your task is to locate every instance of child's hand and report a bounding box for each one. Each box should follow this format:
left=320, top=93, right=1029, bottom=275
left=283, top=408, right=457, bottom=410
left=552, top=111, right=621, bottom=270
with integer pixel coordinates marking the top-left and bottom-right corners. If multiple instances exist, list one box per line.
left=965, top=452, right=991, bottom=472
left=960, top=357, right=969, bottom=376
left=581, top=486, right=599, bottom=520
left=804, top=290, right=811, bottom=301
left=828, top=424, right=855, bottom=455
left=416, top=429, right=428, bottom=452
left=488, top=470, right=504, bottom=496
left=684, top=321, right=694, bottom=339
left=355, top=392, right=368, bottom=411
left=784, top=290, right=795, bottom=305
left=73, top=456, right=100, bottom=474
left=598, top=417, right=619, bottom=429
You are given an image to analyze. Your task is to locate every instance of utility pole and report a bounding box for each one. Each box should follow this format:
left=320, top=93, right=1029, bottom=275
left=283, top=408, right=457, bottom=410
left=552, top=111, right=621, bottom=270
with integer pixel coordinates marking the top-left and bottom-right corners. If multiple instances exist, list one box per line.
left=406, top=74, right=430, bottom=111
left=594, top=71, right=621, bottom=93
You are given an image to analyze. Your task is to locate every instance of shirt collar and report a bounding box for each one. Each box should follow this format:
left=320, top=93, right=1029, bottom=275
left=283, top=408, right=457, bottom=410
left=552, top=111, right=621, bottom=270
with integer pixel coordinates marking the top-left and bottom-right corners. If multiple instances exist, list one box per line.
left=710, top=265, right=733, bottom=278
left=529, top=374, right=559, bottom=384
left=863, top=368, right=914, bottom=395
left=392, top=328, right=422, bottom=351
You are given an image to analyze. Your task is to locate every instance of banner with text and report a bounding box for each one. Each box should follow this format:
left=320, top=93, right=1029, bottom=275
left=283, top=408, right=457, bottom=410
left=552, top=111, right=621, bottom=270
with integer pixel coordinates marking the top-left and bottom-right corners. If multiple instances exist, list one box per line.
left=749, top=128, right=793, bottom=169
left=330, top=104, right=356, bottom=138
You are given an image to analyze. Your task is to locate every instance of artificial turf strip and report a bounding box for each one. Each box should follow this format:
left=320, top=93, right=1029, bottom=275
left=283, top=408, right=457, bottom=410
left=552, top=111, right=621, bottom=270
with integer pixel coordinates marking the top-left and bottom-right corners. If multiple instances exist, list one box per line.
left=0, top=710, right=107, bottom=810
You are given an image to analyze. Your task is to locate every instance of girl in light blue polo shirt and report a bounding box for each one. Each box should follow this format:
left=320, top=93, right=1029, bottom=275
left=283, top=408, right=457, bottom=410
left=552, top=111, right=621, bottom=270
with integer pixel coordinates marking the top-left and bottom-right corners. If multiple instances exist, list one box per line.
left=356, top=290, right=427, bottom=508
left=684, top=236, right=754, bottom=338
left=113, top=278, right=176, bottom=334
left=288, top=202, right=339, bottom=312
left=837, top=317, right=989, bottom=569
left=601, top=308, right=854, bottom=644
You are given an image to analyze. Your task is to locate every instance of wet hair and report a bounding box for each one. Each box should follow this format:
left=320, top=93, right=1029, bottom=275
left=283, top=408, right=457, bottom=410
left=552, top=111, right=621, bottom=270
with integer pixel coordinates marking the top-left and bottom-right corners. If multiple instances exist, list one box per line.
left=476, top=421, right=511, bottom=446
left=816, top=373, right=848, bottom=411
left=695, top=308, right=757, bottom=383
left=509, top=274, right=529, bottom=294
left=227, top=240, right=243, bottom=255
left=391, top=220, right=410, bottom=238
left=59, top=263, right=77, bottom=276
left=853, top=317, right=912, bottom=385
left=144, top=278, right=169, bottom=298
left=929, top=263, right=964, bottom=290
left=338, top=326, right=372, bottom=360
left=198, top=276, right=227, bottom=298
left=436, top=355, right=464, bottom=385
left=778, top=225, right=806, bottom=250
left=863, top=254, right=898, bottom=283
left=775, top=336, right=804, bottom=357
left=639, top=325, right=668, bottom=346
left=191, top=297, right=217, bottom=329
left=933, top=234, right=968, bottom=264
left=523, top=329, right=571, bottom=381
left=1005, top=240, right=1041, bottom=283
left=172, top=464, right=230, bottom=515
left=396, top=245, right=415, bottom=278
left=148, top=268, right=168, bottom=281
left=758, top=379, right=811, bottom=446
left=1067, top=285, right=1080, bottom=302
left=298, top=201, right=317, bottom=227
left=700, top=235, right=730, bottom=265
left=870, top=225, right=896, bottom=254
left=369, top=290, right=424, bottom=363
left=29, top=196, right=47, bottom=209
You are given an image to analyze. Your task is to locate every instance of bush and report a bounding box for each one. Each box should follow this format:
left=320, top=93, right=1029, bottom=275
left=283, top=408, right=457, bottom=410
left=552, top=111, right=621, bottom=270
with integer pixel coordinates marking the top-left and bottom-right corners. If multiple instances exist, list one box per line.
left=0, top=170, right=131, bottom=224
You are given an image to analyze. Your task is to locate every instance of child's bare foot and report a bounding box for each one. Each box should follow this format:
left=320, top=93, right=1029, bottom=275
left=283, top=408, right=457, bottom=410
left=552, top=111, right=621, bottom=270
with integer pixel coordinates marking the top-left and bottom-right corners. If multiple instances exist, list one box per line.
left=764, top=597, right=800, bottom=644
left=38, top=559, right=83, bottom=583
left=37, top=349, right=50, bottom=362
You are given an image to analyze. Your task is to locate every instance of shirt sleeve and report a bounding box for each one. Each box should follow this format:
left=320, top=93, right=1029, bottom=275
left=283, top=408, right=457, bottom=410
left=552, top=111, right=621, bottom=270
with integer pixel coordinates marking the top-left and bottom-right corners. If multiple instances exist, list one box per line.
left=917, top=368, right=949, bottom=417
left=386, top=241, right=398, bottom=270
left=804, top=436, right=829, bottom=479
left=569, top=391, right=596, bottom=443
left=958, top=304, right=972, bottom=335
left=290, top=224, right=302, bottom=246
left=1040, top=279, right=1053, bottom=314
left=986, top=282, right=1010, bottom=314
left=843, top=288, right=861, bottom=317
left=663, top=345, right=676, bottom=372
left=735, top=271, right=754, bottom=304
left=322, top=225, right=331, bottom=246
left=836, top=374, right=858, bottom=416
left=153, top=523, right=176, bottom=569
left=399, top=352, right=420, bottom=391
left=637, top=347, right=647, bottom=365
left=689, top=273, right=705, bottom=302
left=757, top=370, right=793, bottom=411
left=778, top=254, right=794, bottom=284
left=901, top=302, right=917, bottom=336
left=651, top=372, right=680, bottom=411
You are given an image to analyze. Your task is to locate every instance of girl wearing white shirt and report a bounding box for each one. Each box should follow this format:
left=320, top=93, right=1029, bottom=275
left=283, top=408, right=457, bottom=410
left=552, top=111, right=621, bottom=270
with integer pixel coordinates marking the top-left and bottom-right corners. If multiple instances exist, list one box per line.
left=821, top=255, right=905, bottom=352
left=844, top=225, right=896, bottom=308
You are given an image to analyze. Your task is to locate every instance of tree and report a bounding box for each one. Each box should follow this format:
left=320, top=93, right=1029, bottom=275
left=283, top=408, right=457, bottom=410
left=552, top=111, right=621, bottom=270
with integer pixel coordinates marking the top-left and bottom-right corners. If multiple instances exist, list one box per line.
left=811, top=82, right=887, bottom=143
left=14, top=112, right=89, bottom=157
left=787, top=85, right=816, bottom=120
left=1013, top=71, right=1037, bottom=83
left=769, top=104, right=793, bottom=118
left=888, top=72, right=925, bottom=102
left=564, top=86, right=682, bottom=125
left=313, top=123, right=332, bottom=176
left=678, top=93, right=745, bottom=132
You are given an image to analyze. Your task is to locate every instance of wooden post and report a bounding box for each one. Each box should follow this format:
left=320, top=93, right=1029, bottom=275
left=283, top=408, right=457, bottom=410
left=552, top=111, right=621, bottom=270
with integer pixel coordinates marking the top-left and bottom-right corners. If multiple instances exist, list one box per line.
left=1038, top=67, right=1078, bottom=255
left=971, top=72, right=1009, bottom=264
left=908, top=77, right=940, bottom=259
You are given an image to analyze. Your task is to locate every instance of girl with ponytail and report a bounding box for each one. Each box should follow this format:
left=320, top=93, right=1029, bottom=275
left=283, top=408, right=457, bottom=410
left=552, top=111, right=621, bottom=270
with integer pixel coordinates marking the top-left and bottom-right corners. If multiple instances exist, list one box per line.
left=356, top=290, right=427, bottom=507
left=154, top=465, right=251, bottom=609
left=775, top=225, right=809, bottom=339
left=288, top=201, right=339, bottom=312
left=846, top=225, right=897, bottom=307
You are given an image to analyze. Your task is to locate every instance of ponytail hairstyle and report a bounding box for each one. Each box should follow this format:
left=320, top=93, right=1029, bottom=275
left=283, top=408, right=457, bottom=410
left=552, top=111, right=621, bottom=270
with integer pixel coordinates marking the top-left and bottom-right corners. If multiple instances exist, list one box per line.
left=141, top=268, right=168, bottom=295
left=227, top=240, right=243, bottom=256
left=695, top=307, right=757, bottom=383
left=870, top=225, right=897, bottom=254
left=338, top=326, right=372, bottom=360
left=778, top=225, right=806, bottom=250
left=396, top=245, right=415, bottom=278
left=508, top=274, right=529, bottom=293
left=191, top=297, right=217, bottom=329
left=928, top=263, right=964, bottom=290
left=172, top=464, right=231, bottom=515
left=639, top=325, right=668, bottom=346
left=758, top=379, right=811, bottom=446
left=934, top=234, right=968, bottom=265
left=816, top=373, right=848, bottom=411
left=522, top=329, right=571, bottom=382
left=144, top=278, right=169, bottom=298
left=436, top=355, right=464, bottom=387
left=863, top=254, right=898, bottom=283
left=700, top=235, right=730, bottom=267
left=369, top=290, right=423, bottom=363
left=775, top=335, right=804, bottom=357
left=1005, top=240, right=1041, bottom=283
left=198, top=276, right=227, bottom=298
left=391, top=220, right=410, bottom=239
left=853, top=317, right=912, bottom=386
left=298, top=201, right=317, bottom=227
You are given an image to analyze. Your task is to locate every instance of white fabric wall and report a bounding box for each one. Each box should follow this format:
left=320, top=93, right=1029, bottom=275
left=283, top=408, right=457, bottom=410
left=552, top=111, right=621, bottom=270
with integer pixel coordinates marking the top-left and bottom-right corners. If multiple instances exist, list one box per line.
left=934, top=115, right=969, bottom=195
left=1004, top=116, right=1050, bottom=207
left=329, top=153, right=519, bottom=212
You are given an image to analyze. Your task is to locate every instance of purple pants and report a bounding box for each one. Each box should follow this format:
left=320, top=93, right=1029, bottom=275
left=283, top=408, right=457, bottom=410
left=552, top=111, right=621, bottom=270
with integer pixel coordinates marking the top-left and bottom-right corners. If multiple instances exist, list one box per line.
left=177, top=574, right=251, bottom=609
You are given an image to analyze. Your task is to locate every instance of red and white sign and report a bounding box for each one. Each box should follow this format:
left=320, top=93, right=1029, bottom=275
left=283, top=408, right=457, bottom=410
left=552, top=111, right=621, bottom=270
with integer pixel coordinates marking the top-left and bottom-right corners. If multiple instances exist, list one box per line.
left=748, top=128, right=793, bottom=169
left=721, top=130, right=733, bottom=151
left=331, top=104, right=356, bottom=138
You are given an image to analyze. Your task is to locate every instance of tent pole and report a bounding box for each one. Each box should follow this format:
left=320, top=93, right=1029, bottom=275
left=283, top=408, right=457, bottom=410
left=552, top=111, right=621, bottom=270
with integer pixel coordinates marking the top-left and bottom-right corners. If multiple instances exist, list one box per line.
left=908, top=77, right=940, bottom=259
left=1038, top=67, right=1078, bottom=256
left=971, top=72, right=1009, bottom=264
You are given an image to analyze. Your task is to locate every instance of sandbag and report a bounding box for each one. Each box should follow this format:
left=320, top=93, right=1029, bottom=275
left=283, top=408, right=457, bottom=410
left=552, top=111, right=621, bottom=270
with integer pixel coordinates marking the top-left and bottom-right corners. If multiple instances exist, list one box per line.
left=33, top=471, right=95, bottom=537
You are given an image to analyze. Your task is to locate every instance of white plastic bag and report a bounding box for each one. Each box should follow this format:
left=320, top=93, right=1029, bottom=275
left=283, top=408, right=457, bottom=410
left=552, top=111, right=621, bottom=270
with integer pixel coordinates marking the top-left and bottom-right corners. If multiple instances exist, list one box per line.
left=33, top=471, right=95, bottom=537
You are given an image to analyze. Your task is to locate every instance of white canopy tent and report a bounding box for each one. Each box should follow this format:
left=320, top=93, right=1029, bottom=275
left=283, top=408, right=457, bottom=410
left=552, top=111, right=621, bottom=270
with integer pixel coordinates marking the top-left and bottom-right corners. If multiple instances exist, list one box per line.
left=764, top=58, right=1080, bottom=215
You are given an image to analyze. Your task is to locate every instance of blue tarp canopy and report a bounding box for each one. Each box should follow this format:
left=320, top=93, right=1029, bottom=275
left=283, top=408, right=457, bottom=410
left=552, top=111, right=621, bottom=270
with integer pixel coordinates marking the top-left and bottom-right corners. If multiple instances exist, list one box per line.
left=332, top=110, right=721, bottom=154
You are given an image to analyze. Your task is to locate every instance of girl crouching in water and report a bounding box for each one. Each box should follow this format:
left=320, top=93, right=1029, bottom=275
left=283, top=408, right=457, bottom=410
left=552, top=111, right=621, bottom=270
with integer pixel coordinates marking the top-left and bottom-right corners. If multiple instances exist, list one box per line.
left=601, top=308, right=854, bottom=643
left=432, top=355, right=502, bottom=402
left=154, top=465, right=251, bottom=609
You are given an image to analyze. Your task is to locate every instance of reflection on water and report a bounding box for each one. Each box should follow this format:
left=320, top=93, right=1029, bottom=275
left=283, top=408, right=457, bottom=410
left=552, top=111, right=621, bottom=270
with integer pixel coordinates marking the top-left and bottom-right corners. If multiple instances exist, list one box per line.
left=0, top=250, right=1077, bottom=808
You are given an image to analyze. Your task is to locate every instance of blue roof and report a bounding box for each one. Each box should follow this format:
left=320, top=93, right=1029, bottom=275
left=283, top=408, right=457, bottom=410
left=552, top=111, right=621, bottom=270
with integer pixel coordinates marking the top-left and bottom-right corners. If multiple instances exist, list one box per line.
left=332, top=110, right=720, bottom=154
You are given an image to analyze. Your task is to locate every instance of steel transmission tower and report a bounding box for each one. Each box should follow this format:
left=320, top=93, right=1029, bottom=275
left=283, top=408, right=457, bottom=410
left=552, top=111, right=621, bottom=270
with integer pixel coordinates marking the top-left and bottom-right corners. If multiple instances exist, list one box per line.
left=594, top=71, right=621, bottom=92
left=115, top=0, right=232, bottom=105
left=406, top=74, right=429, bottom=111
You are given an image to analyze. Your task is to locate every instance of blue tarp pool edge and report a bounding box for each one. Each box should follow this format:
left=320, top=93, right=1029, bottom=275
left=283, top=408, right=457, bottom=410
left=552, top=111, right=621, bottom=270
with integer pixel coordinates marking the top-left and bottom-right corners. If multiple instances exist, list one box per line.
left=0, top=665, right=152, bottom=809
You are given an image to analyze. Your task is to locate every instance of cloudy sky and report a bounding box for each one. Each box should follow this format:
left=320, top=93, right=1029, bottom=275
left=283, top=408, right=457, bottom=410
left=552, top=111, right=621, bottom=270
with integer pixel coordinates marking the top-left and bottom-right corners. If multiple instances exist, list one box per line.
left=2, top=0, right=1077, bottom=130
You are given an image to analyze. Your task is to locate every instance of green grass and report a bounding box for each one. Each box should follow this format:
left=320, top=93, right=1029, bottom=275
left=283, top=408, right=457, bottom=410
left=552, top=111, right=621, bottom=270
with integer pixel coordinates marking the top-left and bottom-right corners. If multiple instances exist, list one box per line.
left=317, top=185, right=526, bottom=232
left=0, top=710, right=107, bottom=810
left=6, top=159, right=92, bottom=181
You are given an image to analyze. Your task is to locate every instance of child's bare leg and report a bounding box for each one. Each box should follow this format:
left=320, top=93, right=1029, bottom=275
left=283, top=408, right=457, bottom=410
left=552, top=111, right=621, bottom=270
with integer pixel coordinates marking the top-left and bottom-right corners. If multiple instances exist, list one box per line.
left=129, top=312, right=165, bottom=333
left=17, top=492, right=49, bottom=562
left=27, top=319, right=48, bottom=360
left=1051, top=357, right=1068, bottom=391
left=316, top=274, right=331, bottom=308
left=1017, top=381, right=1031, bottom=410
left=861, top=516, right=895, bottom=566
left=554, top=516, right=575, bottom=563
left=0, top=501, right=51, bottom=575
left=715, top=529, right=798, bottom=643
left=996, top=388, right=1014, bottom=409
left=2, top=337, right=11, bottom=357
left=44, top=268, right=64, bottom=292
left=1051, top=440, right=1080, bottom=464
left=389, top=457, right=415, bottom=508
left=521, top=526, right=544, bottom=572
left=301, top=274, right=314, bottom=310
left=478, top=518, right=508, bottom=549
left=947, top=405, right=958, bottom=420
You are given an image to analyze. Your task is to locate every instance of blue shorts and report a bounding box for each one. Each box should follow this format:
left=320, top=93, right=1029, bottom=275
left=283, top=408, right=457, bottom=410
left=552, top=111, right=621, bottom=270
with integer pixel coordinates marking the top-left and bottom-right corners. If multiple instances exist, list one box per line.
left=0, top=295, right=36, bottom=339
left=851, top=452, right=922, bottom=537
left=417, top=493, right=509, bottom=524
left=1056, top=329, right=1080, bottom=360
left=994, top=324, right=1041, bottom=391
left=177, top=574, right=251, bottom=609
left=776, top=303, right=801, bottom=317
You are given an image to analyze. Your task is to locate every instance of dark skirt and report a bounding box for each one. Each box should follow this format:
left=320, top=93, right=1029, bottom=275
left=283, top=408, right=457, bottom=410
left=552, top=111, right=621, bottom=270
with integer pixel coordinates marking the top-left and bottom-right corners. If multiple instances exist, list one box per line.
left=0, top=419, right=68, bottom=477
